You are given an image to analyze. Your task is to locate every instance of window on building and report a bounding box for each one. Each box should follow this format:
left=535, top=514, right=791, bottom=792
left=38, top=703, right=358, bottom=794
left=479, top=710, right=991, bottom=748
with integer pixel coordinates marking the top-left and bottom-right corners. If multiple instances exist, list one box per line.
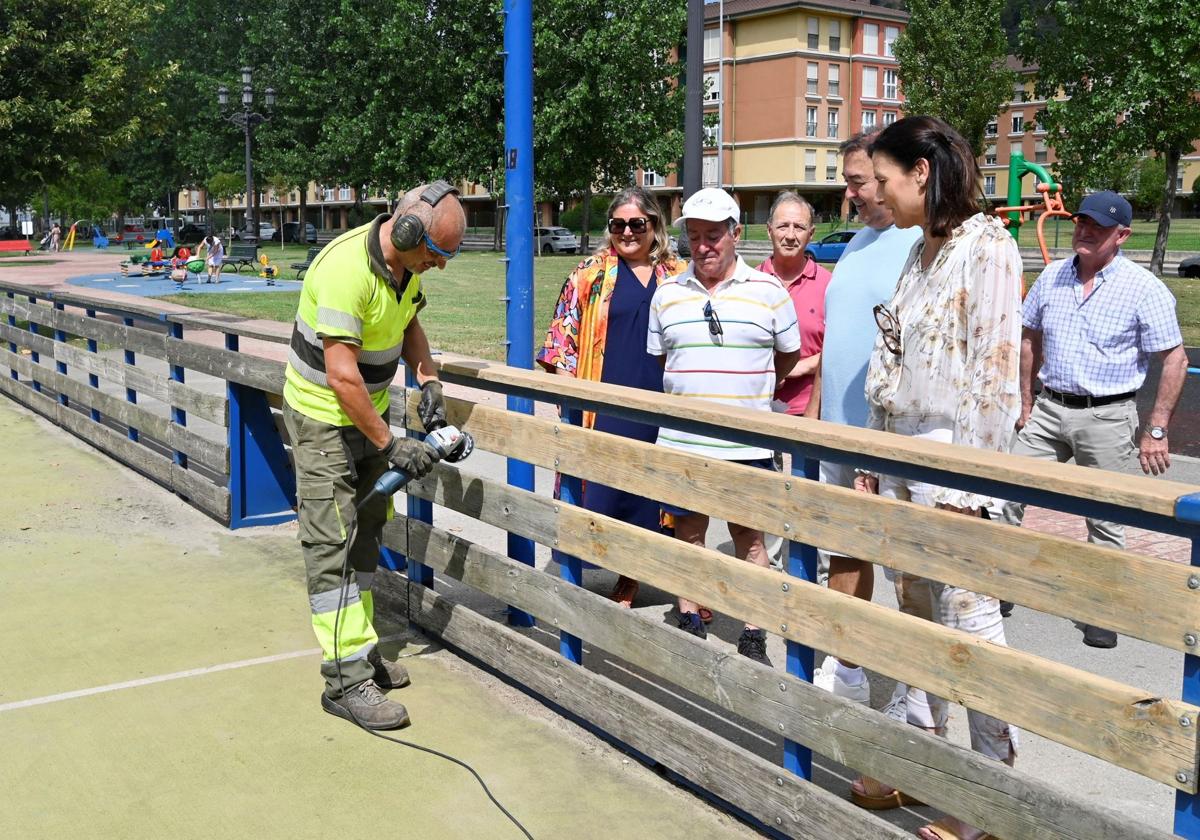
left=862, top=110, right=877, bottom=131
left=985, top=119, right=998, bottom=136
left=808, top=17, right=819, bottom=49
left=827, top=108, right=839, bottom=139
left=984, top=175, right=996, bottom=196
left=806, top=106, right=818, bottom=138
left=1035, top=115, right=1046, bottom=133
left=703, top=123, right=718, bottom=147
left=1013, top=83, right=1025, bottom=103
left=702, top=156, right=718, bottom=187
left=884, top=26, right=899, bottom=57
left=883, top=69, right=898, bottom=100
left=829, top=21, right=841, bottom=51
left=864, top=23, right=879, bottom=55
left=826, top=160, right=838, bottom=182
left=703, top=27, right=720, bottom=62
left=189, top=190, right=200, bottom=209
left=828, top=64, right=840, bottom=97
left=643, top=170, right=664, bottom=187
left=1034, top=139, right=1048, bottom=163
left=805, top=150, right=817, bottom=182
left=322, top=187, right=335, bottom=201
left=339, top=186, right=351, bottom=201
left=1011, top=112, right=1024, bottom=134
left=862, top=66, right=877, bottom=99
left=704, top=70, right=720, bottom=102
left=1178, top=173, right=1186, bottom=190
left=985, top=144, right=997, bottom=165
left=1010, top=142, right=1022, bottom=162
left=807, top=62, right=819, bottom=95
left=883, top=110, right=896, bottom=126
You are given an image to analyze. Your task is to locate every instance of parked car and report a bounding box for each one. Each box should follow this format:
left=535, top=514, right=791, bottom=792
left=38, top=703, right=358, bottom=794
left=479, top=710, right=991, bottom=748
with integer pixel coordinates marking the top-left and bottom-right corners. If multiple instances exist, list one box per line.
left=271, top=221, right=318, bottom=244
left=230, top=221, right=277, bottom=242
left=1180, top=255, right=1200, bottom=279
left=535, top=226, right=579, bottom=255
left=176, top=223, right=207, bottom=244
left=805, top=229, right=858, bottom=264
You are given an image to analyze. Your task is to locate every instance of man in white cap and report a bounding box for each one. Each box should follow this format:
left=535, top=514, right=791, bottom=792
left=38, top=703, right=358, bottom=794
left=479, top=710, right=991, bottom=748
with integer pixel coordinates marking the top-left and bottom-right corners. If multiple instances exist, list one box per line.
left=647, top=188, right=801, bottom=663
left=1001, top=190, right=1186, bottom=649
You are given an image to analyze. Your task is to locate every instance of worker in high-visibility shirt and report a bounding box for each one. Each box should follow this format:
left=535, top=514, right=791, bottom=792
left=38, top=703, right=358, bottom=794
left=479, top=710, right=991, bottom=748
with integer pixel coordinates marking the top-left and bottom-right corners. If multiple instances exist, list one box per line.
left=283, top=181, right=465, bottom=730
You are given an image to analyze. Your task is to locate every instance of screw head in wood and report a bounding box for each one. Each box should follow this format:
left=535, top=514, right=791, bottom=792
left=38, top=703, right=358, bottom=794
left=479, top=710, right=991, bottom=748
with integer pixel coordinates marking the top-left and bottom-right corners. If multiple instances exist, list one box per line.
left=1190, top=575, right=1200, bottom=590
left=780, top=624, right=787, bottom=632
left=784, top=482, right=791, bottom=490
left=781, top=582, right=790, bottom=592
left=1178, top=771, right=1190, bottom=784
left=1187, top=634, right=1198, bottom=647
left=1182, top=715, right=1193, bottom=728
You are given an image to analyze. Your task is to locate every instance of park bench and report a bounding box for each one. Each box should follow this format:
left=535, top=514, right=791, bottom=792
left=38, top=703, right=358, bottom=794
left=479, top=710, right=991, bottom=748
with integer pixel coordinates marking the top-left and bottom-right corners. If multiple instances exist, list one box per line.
left=0, top=239, right=33, bottom=255
left=222, top=243, right=259, bottom=274
left=290, top=247, right=321, bottom=281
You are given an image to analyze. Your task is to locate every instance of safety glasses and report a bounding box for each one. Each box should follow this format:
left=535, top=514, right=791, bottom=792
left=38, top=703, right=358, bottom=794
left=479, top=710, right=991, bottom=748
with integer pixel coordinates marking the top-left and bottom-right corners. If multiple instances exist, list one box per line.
left=873, top=303, right=901, bottom=356
left=422, top=231, right=460, bottom=260
left=607, top=217, right=652, bottom=235
left=703, top=300, right=723, bottom=338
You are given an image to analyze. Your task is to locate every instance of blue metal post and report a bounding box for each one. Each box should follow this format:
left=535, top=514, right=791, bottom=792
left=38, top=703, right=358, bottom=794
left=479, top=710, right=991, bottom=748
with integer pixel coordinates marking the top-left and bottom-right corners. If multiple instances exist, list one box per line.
left=7, top=293, right=16, bottom=380
left=224, top=333, right=296, bottom=529
left=28, top=297, right=41, bottom=393
left=85, top=309, right=100, bottom=421
left=123, top=317, right=139, bottom=442
left=169, top=323, right=187, bottom=469
left=557, top=407, right=584, bottom=663
left=783, top=453, right=819, bottom=780
left=1175, top=531, right=1200, bottom=837
left=503, top=0, right=536, bottom=628
left=402, top=367, right=433, bottom=584
left=53, top=303, right=67, bottom=406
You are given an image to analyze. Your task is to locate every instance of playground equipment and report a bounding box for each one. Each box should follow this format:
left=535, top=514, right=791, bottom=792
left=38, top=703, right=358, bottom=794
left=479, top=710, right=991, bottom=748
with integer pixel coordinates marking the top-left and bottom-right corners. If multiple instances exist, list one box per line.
left=991, top=151, right=1074, bottom=266
left=256, top=253, right=279, bottom=285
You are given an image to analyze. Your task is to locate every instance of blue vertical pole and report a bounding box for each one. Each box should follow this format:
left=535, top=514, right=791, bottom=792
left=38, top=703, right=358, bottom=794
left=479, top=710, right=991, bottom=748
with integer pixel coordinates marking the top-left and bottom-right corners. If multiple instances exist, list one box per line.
left=6, top=293, right=16, bottom=380
left=503, top=0, right=536, bottom=628
left=1174, top=531, right=1200, bottom=838
left=169, top=323, right=187, bottom=469
left=123, top=317, right=139, bottom=442
left=85, top=309, right=100, bottom=421
left=53, top=303, right=67, bottom=406
left=783, top=452, right=819, bottom=780
left=401, top=367, right=433, bottom=583
left=28, top=297, right=41, bottom=393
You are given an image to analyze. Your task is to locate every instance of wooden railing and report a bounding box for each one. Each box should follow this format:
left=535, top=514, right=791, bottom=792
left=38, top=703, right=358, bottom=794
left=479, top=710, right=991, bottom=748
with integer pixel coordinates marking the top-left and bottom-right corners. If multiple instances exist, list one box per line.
left=2, top=280, right=1197, bottom=838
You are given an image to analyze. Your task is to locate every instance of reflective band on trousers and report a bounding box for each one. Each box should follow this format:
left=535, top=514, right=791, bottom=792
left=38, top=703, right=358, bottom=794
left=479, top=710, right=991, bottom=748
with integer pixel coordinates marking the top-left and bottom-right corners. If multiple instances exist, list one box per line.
left=311, top=588, right=377, bottom=663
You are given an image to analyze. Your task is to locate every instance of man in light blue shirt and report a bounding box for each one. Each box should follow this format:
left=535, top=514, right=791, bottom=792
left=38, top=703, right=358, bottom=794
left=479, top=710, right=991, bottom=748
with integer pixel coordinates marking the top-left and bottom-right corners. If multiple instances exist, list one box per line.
left=804, top=133, right=922, bottom=721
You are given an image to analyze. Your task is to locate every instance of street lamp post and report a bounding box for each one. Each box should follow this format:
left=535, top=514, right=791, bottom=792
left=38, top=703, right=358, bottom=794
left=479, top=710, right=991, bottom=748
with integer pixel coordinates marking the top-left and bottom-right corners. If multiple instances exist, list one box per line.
left=218, top=67, right=275, bottom=239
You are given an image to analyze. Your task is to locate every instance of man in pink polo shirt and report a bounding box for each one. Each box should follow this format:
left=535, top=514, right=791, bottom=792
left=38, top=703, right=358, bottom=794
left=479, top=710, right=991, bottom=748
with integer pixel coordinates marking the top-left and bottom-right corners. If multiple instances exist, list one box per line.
left=758, top=192, right=832, bottom=415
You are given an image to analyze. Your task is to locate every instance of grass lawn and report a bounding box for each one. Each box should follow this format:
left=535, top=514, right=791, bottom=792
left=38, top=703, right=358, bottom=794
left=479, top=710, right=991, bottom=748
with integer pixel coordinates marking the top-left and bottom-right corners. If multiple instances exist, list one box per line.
left=159, top=252, right=1200, bottom=359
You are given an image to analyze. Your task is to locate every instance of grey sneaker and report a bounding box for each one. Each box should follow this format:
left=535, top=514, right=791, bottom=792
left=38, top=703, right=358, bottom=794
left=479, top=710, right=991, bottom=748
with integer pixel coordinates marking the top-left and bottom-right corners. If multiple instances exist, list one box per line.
left=368, top=648, right=411, bottom=690
left=321, top=679, right=411, bottom=730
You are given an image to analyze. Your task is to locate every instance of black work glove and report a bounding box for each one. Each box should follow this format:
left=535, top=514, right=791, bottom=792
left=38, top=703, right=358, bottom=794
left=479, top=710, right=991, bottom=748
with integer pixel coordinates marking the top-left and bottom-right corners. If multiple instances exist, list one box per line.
left=381, top=435, right=434, bottom=478
left=418, top=380, right=446, bottom=431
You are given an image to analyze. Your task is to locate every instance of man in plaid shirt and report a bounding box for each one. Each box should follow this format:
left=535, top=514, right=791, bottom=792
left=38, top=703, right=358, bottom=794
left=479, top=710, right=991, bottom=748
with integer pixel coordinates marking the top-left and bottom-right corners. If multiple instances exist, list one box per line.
left=1001, top=191, right=1187, bottom=649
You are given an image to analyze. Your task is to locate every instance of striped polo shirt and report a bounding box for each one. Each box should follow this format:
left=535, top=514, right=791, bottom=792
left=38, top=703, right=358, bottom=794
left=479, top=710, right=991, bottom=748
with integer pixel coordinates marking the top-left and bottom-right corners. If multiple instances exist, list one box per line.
left=647, top=256, right=801, bottom=459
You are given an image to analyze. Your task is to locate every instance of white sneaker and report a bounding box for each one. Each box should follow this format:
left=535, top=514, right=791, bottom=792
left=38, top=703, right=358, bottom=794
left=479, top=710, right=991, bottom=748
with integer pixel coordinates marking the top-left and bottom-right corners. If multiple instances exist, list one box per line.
left=814, top=656, right=869, bottom=704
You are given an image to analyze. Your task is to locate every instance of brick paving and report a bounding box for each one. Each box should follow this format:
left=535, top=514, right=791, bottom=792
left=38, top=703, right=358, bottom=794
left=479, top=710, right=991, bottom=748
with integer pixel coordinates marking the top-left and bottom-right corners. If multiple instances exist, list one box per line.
left=1024, top=505, right=1190, bottom=563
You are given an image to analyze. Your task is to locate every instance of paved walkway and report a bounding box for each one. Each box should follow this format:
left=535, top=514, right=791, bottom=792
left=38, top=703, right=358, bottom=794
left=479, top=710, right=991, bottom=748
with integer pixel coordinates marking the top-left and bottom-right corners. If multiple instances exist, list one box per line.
left=0, top=398, right=754, bottom=840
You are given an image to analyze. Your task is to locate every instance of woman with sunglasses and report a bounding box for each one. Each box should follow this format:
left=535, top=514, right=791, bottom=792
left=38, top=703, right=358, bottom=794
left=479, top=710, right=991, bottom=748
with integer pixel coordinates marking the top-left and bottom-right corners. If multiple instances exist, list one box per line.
left=854, top=116, right=1022, bottom=840
left=538, top=187, right=685, bottom=608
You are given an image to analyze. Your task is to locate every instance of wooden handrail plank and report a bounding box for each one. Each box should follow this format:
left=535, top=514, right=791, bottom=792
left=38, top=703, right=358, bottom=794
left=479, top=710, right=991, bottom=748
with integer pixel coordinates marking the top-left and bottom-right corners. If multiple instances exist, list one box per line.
left=166, top=380, right=228, bottom=427
left=0, top=297, right=167, bottom=357
left=0, top=321, right=57, bottom=359
left=411, top=392, right=1200, bottom=653
left=376, top=578, right=910, bottom=840
left=406, top=463, right=1200, bottom=789
left=388, top=515, right=1174, bottom=840
left=433, top=355, right=1190, bottom=518
left=164, top=339, right=284, bottom=394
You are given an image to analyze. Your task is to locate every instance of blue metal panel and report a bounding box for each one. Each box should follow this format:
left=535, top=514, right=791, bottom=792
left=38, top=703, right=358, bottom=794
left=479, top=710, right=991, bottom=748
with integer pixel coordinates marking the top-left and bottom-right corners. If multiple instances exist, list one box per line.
left=224, top=333, right=296, bottom=529
left=169, top=323, right=187, bottom=469
left=1177, top=494, right=1200, bottom=526
left=503, top=0, right=537, bottom=629
left=404, top=367, right=434, bottom=588
left=783, top=455, right=818, bottom=780
left=1175, top=533, right=1200, bottom=838
left=85, top=309, right=100, bottom=421
left=122, top=317, right=138, bottom=442
left=6, top=293, right=16, bottom=380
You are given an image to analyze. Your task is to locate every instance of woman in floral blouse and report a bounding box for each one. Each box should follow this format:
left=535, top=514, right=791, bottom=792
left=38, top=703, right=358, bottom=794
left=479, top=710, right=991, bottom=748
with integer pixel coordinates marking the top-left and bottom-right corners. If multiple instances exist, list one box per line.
left=537, top=187, right=685, bottom=608
left=853, top=116, right=1022, bottom=840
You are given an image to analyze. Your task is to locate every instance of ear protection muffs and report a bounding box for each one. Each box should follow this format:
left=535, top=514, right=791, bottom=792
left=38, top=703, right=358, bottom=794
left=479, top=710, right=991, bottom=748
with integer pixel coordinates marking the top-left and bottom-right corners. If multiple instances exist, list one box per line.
left=390, top=180, right=460, bottom=252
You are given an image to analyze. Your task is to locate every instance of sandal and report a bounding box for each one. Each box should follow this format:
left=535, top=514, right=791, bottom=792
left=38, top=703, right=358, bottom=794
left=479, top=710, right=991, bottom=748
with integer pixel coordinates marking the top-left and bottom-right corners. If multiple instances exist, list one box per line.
left=917, top=817, right=998, bottom=840
left=608, top=576, right=639, bottom=608
left=697, top=606, right=714, bottom=624
left=849, top=776, right=923, bottom=811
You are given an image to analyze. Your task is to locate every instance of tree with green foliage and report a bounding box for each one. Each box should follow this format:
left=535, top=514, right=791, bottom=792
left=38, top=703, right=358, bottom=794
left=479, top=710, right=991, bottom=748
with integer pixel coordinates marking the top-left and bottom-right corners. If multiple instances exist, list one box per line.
left=1020, top=0, right=1200, bottom=274
left=1130, top=156, right=1167, bottom=221
left=47, top=165, right=130, bottom=226
left=207, top=172, right=244, bottom=236
left=893, top=0, right=1015, bottom=157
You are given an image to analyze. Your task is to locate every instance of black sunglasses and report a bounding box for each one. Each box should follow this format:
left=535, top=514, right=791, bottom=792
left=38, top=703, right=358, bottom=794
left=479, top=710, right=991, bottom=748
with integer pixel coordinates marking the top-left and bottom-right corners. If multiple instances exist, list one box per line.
left=873, top=303, right=901, bottom=356
left=607, top=217, right=652, bottom=235
left=703, top=300, right=723, bottom=338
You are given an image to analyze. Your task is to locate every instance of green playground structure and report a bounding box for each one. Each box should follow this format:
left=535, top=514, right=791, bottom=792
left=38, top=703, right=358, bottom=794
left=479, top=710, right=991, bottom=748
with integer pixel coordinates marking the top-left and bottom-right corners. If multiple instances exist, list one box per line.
left=994, top=151, right=1074, bottom=265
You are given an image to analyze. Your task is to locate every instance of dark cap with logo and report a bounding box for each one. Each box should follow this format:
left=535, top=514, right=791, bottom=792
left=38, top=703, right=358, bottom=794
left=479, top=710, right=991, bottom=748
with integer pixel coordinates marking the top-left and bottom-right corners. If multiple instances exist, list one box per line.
left=1072, top=191, right=1132, bottom=228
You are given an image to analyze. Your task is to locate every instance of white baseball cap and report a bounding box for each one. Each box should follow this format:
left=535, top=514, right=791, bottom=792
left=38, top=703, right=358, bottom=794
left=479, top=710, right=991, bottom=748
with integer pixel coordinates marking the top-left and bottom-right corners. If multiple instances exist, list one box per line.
left=674, top=188, right=740, bottom=229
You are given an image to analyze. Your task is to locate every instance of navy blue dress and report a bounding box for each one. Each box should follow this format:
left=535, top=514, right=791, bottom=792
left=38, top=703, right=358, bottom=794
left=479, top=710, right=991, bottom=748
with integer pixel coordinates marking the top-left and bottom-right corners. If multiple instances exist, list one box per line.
left=583, top=259, right=664, bottom=532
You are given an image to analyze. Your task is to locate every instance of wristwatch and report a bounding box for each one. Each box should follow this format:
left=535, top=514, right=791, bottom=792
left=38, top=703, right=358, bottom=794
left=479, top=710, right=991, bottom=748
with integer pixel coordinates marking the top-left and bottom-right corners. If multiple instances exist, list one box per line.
left=1149, top=426, right=1167, bottom=440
